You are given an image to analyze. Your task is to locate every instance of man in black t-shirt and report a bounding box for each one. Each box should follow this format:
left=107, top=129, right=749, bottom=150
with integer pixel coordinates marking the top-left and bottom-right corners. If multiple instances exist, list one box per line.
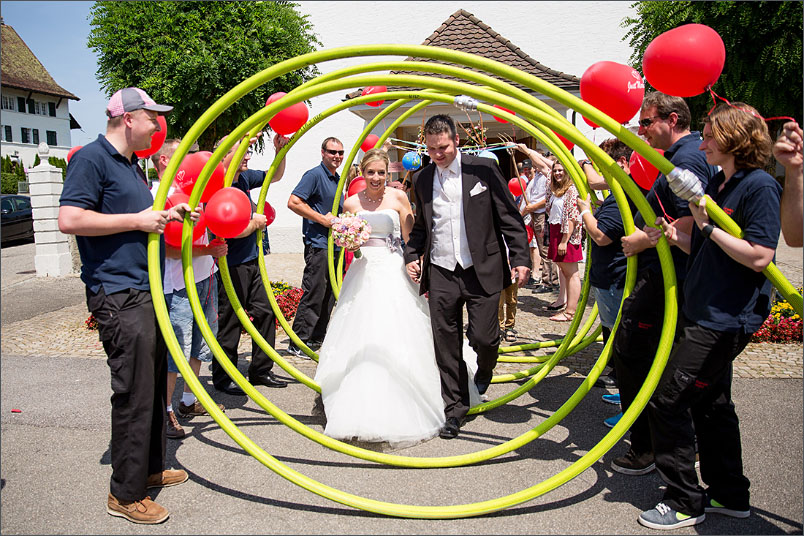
left=212, top=134, right=289, bottom=394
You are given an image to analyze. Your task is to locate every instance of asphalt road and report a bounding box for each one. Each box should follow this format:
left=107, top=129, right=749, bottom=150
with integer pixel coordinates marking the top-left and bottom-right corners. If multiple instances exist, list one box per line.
left=1, top=353, right=801, bottom=534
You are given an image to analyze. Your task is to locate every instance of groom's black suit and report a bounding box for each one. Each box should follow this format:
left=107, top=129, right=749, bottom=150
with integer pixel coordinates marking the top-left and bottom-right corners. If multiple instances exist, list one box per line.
left=404, top=153, right=530, bottom=421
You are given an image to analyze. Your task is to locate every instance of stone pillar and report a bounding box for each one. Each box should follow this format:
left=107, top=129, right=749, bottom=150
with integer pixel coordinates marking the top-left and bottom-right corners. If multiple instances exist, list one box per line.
left=28, top=142, right=74, bottom=277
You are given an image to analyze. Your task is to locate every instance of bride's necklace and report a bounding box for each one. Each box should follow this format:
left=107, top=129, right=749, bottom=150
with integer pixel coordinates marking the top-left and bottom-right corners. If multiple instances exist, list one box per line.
left=364, top=189, right=384, bottom=204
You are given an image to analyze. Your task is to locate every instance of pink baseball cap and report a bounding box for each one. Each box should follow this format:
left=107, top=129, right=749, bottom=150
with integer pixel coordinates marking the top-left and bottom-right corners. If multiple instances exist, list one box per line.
left=106, top=87, right=173, bottom=118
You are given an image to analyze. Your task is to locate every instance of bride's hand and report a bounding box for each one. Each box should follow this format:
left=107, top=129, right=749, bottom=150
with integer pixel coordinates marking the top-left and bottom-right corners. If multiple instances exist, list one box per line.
left=406, top=260, right=421, bottom=283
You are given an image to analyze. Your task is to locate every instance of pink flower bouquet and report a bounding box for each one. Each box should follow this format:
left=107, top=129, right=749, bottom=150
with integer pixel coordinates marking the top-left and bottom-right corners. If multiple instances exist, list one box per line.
left=331, top=212, right=371, bottom=258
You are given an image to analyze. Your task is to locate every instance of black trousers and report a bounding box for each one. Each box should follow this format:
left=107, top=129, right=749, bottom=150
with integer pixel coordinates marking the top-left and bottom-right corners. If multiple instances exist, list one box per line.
left=214, top=259, right=276, bottom=388
left=291, top=244, right=337, bottom=344
left=87, top=287, right=166, bottom=501
left=429, top=263, right=501, bottom=421
left=648, top=317, right=752, bottom=516
left=611, top=269, right=684, bottom=455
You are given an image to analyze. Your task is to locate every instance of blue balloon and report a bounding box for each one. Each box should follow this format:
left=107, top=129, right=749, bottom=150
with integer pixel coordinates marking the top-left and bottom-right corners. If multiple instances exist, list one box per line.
left=402, top=151, right=422, bottom=171
left=477, top=150, right=499, bottom=164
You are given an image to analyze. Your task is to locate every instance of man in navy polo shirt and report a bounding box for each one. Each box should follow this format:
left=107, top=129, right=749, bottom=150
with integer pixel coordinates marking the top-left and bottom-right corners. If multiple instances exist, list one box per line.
left=212, top=133, right=289, bottom=394
left=286, top=137, right=345, bottom=356
left=638, top=102, right=781, bottom=530
left=608, top=92, right=719, bottom=477
left=59, top=87, right=197, bottom=524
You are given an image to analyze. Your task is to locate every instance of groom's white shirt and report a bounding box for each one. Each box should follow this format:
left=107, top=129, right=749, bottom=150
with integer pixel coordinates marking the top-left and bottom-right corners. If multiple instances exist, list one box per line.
left=430, top=156, right=473, bottom=271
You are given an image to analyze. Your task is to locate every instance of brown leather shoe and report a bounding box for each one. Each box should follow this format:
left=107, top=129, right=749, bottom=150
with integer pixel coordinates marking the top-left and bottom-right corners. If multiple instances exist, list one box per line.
left=166, top=411, right=185, bottom=440
left=107, top=493, right=169, bottom=524
left=176, top=400, right=224, bottom=418
left=146, top=469, right=189, bottom=489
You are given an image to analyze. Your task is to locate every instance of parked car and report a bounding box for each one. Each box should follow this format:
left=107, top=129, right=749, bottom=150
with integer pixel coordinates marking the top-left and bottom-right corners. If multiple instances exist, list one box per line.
left=1, top=194, right=34, bottom=245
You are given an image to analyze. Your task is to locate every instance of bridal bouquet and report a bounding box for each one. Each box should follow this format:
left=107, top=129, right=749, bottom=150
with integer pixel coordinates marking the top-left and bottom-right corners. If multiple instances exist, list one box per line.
left=331, top=212, right=371, bottom=258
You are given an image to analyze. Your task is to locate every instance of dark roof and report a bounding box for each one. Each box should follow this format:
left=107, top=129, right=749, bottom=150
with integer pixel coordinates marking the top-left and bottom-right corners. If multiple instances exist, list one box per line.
left=1, top=23, right=79, bottom=100
left=345, top=9, right=579, bottom=100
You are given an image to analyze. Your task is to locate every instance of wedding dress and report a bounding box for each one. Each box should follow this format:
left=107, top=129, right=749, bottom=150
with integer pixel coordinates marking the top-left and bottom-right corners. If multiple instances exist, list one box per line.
left=314, top=208, right=480, bottom=447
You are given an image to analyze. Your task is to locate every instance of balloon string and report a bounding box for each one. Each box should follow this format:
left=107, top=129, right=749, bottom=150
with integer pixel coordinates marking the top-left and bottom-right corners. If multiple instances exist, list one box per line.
left=654, top=194, right=676, bottom=223
left=708, top=88, right=797, bottom=124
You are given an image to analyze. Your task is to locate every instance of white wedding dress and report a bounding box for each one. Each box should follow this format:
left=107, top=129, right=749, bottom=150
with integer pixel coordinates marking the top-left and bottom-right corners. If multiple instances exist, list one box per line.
left=314, top=208, right=481, bottom=448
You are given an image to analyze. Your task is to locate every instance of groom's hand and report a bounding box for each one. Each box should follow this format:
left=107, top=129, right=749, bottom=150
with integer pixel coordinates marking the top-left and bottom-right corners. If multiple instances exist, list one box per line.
left=512, top=265, right=531, bottom=288
left=406, top=260, right=421, bottom=283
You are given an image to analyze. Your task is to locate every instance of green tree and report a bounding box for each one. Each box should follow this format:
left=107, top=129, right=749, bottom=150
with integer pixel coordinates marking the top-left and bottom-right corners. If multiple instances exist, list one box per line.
left=88, top=1, right=320, bottom=150
left=623, top=1, right=802, bottom=132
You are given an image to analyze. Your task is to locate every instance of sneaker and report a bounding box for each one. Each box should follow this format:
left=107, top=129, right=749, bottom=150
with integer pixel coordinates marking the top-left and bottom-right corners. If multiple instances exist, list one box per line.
left=638, top=502, right=705, bottom=530
left=287, top=344, right=305, bottom=357
left=602, top=393, right=621, bottom=405
left=308, top=340, right=323, bottom=351
left=535, top=284, right=554, bottom=294
left=611, top=448, right=655, bottom=475
left=603, top=412, right=623, bottom=428
left=177, top=400, right=225, bottom=418
left=146, top=469, right=189, bottom=488
left=165, top=411, right=185, bottom=440
left=704, top=496, right=750, bottom=518
left=107, top=493, right=169, bottom=524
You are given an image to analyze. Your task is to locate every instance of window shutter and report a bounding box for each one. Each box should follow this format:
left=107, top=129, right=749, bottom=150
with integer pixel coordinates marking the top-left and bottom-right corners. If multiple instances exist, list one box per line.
left=48, top=102, right=56, bottom=116
left=26, top=99, right=35, bottom=114
left=17, top=97, right=26, bottom=112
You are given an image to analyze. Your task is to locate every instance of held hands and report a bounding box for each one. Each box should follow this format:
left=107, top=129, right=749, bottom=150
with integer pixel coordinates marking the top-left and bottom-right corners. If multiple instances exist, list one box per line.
left=406, top=260, right=422, bottom=284
left=773, top=121, right=803, bottom=170
left=252, top=212, right=268, bottom=231
left=207, top=238, right=228, bottom=258
left=689, top=196, right=710, bottom=230
left=512, top=265, right=531, bottom=288
left=322, top=212, right=336, bottom=228
left=137, top=203, right=199, bottom=234
left=167, top=203, right=200, bottom=224
left=273, top=133, right=290, bottom=151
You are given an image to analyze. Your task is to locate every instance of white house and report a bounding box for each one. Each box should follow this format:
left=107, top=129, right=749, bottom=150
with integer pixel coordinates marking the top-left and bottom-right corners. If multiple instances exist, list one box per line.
left=1, top=20, right=80, bottom=169
left=249, top=2, right=637, bottom=254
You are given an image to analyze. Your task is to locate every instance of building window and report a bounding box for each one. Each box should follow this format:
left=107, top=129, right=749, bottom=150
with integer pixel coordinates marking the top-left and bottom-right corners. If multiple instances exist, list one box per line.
left=48, top=102, right=56, bottom=117
left=46, top=130, right=57, bottom=146
left=32, top=129, right=39, bottom=145
left=17, top=97, right=26, bottom=113
left=26, top=98, right=35, bottom=114
left=21, top=127, right=30, bottom=144
left=3, top=125, right=11, bottom=142
left=1, top=96, right=14, bottom=110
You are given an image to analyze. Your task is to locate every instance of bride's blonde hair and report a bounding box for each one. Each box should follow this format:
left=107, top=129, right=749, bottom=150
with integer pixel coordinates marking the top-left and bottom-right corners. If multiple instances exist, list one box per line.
left=360, top=148, right=390, bottom=175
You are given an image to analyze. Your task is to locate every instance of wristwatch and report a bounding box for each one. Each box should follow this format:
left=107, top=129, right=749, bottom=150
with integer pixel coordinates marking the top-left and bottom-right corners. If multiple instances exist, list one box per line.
left=579, top=160, right=592, bottom=167
left=701, top=223, right=715, bottom=238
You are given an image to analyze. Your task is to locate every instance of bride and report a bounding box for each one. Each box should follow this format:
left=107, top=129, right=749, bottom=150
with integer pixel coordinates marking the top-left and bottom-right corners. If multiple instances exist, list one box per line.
left=314, top=149, right=480, bottom=447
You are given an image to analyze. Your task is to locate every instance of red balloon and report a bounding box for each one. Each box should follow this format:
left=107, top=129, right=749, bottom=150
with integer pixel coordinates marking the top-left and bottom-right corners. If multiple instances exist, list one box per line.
left=205, top=187, right=252, bottom=238
left=508, top=177, right=527, bottom=197
left=266, top=92, right=309, bottom=135
left=582, top=116, right=600, bottom=129
left=526, top=225, right=535, bottom=243
left=347, top=177, right=367, bottom=197
left=491, top=104, right=515, bottom=124
left=264, top=201, right=276, bottom=226
left=175, top=151, right=225, bottom=203
left=580, top=61, right=645, bottom=126
left=362, top=86, right=386, bottom=107
left=361, top=134, right=380, bottom=153
left=552, top=130, right=575, bottom=151
left=135, top=115, right=168, bottom=159
left=66, top=145, right=83, bottom=162
left=643, top=24, right=725, bottom=97
left=629, top=148, right=665, bottom=190
left=163, top=192, right=207, bottom=247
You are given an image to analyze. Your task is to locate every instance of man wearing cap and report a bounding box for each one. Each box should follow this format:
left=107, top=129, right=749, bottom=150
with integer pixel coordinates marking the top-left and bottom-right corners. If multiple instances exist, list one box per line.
left=59, top=87, right=196, bottom=524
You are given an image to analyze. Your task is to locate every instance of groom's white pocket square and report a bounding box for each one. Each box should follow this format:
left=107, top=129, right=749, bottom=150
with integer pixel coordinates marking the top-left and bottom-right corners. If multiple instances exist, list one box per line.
left=469, top=182, right=487, bottom=196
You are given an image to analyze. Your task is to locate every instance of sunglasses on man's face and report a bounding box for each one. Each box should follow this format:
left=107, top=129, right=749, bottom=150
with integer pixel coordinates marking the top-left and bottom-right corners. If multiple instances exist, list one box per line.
left=639, top=115, right=666, bottom=128
left=324, top=149, right=344, bottom=156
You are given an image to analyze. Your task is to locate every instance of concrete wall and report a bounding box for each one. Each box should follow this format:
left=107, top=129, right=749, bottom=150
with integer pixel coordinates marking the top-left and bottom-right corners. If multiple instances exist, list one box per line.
left=246, top=1, right=638, bottom=253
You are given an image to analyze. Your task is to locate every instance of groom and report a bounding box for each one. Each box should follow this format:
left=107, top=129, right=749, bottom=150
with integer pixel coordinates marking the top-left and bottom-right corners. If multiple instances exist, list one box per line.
left=405, top=114, right=531, bottom=439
